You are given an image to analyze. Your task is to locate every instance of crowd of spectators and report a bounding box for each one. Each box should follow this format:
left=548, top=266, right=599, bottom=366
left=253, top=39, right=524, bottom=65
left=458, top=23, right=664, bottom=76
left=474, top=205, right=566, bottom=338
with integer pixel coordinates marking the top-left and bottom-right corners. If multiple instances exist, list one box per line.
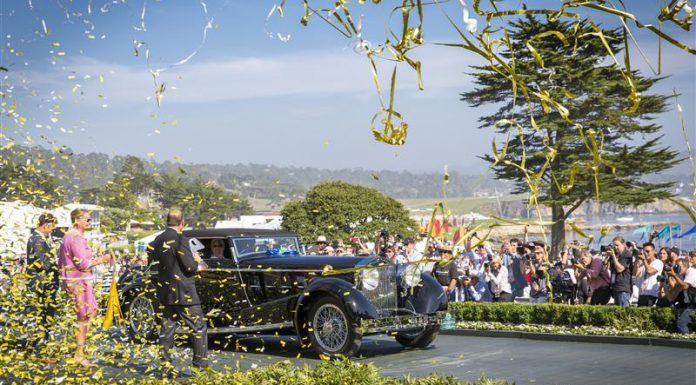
left=309, top=228, right=696, bottom=334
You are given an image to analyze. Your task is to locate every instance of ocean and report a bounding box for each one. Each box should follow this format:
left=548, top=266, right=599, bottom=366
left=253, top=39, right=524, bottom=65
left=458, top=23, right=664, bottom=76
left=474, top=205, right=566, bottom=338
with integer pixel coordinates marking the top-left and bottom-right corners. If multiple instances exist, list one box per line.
left=566, top=212, right=696, bottom=251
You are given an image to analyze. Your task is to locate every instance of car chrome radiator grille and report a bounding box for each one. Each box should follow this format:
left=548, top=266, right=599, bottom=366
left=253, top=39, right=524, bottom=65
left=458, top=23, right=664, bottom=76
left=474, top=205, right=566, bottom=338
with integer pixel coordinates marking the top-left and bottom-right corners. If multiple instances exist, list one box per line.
left=361, top=264, right=397, bottom=315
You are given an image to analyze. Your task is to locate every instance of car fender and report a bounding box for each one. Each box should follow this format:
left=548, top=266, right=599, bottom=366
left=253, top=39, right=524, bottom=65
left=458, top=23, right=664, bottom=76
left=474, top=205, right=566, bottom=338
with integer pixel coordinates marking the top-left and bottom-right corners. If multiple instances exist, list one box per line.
left=403, top=272, right=448, bottom=314
left=292, top=277, right=379, bottom=329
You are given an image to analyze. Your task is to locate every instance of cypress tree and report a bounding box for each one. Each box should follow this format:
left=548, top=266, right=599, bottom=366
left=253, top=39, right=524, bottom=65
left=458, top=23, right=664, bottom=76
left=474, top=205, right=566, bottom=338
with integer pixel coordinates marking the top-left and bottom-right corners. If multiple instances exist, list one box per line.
left=461, top=15, right=681, bottom=256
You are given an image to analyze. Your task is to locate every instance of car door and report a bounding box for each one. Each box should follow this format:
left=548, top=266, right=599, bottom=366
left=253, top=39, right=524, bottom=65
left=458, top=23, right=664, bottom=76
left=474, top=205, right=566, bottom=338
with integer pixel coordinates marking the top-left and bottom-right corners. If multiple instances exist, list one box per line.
left=194, top=238, right=248, bottom=327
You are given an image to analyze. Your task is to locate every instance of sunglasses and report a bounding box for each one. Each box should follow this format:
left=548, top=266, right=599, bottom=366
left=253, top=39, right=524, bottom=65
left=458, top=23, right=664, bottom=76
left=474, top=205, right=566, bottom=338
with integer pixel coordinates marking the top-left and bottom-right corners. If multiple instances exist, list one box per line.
left=212, top=245, right=224, bottom=248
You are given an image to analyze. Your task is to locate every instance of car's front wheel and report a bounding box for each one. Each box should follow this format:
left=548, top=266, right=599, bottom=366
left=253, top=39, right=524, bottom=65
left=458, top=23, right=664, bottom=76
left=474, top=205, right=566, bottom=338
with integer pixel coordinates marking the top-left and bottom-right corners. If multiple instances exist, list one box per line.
left=307, top=296, right=362, bottom=358
left=125, top=291, right=159, bottom=343
left=394, top=324, right=440, bottom=348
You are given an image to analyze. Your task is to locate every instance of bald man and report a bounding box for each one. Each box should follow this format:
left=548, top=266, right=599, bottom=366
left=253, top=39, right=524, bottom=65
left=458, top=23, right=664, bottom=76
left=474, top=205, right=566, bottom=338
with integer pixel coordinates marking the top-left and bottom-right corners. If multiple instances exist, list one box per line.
left=147, top=208, right=208, bottom=375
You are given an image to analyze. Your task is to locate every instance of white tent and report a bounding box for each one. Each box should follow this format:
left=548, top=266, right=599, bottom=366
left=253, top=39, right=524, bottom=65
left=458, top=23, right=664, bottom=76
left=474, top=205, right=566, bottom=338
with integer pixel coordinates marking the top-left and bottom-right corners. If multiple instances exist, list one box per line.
left=0, top=201, right=44, bottom=260
left=461, top=212, right=490, bottom=223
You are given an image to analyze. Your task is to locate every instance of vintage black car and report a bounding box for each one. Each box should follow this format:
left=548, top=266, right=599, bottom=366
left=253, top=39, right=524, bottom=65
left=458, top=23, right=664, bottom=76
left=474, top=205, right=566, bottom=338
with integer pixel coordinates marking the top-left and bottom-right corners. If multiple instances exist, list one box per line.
left=119, top=228, right=446, bottom=357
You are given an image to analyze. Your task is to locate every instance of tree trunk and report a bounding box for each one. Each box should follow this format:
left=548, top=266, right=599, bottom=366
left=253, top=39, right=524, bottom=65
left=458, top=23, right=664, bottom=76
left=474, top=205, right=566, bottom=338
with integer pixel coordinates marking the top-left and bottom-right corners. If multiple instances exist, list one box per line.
left=551, top=204, right=566, bottom=262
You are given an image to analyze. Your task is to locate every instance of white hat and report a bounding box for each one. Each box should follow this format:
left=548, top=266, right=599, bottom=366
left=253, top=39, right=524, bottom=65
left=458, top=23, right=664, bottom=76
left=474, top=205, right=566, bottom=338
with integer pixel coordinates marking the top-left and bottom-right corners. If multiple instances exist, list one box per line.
left=316, top=235, right=328, bottom=243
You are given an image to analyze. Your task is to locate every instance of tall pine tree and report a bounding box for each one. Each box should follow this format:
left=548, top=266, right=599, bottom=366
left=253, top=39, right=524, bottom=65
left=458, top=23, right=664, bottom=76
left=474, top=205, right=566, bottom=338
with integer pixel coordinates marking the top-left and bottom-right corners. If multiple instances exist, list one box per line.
left=461, top=16, right=681, bottom=256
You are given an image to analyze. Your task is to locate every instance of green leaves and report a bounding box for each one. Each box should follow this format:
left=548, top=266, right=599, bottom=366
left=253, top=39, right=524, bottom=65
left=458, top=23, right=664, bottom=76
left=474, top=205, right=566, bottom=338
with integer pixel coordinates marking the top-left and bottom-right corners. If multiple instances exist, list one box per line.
left=155, top=175, right=253, bottom=228
left=280, top=181, right=417, bottom=245
left=449, top=302, right=683, bottom=333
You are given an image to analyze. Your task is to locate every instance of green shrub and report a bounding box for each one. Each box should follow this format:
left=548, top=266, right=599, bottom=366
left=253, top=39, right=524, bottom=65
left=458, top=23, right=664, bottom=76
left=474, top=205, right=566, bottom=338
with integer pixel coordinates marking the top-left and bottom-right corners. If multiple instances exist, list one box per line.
left=448, top=302, right=679, bottom=332
left=167, top=360, right=512, bottom=385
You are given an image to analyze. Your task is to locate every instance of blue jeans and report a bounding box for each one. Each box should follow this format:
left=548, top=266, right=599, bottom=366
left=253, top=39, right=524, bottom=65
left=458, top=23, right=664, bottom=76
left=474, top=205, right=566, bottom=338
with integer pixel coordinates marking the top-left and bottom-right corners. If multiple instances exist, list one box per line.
left=511, top=286, right=526, bottom=300
left=677, top=306, right=694, bottom=334
left=613, top=291, right=631, bottom=307
left=530, top=295, right=548, bottom=304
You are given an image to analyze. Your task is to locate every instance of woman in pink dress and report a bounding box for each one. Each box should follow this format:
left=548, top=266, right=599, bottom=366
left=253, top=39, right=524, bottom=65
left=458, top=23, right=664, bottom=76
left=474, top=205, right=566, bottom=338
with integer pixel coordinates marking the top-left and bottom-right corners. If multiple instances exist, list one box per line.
left=58, top=209, right=112, bottom=367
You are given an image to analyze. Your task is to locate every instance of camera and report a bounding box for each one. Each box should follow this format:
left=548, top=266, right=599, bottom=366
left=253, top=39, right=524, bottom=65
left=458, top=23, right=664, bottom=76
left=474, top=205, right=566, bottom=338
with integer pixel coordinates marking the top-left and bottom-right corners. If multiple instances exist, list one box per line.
left=379, top=229, right=389, bottom=238
left=570, top=257, right=579, bottom=265
left=664, top=264, right=681, bottom=275
left=656, top=274, right=666, bottom=283
left=483, top=262, right=490, bottom=270
left=600, top=245, right=614, bottom=253
left=516, top=245, right=526, bottom=255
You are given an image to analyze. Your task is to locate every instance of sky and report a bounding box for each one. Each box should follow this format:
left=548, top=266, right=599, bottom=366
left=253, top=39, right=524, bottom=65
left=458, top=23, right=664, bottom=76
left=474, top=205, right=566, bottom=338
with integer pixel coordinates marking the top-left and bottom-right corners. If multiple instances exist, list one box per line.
left=1, top=1, right=695, bottom=173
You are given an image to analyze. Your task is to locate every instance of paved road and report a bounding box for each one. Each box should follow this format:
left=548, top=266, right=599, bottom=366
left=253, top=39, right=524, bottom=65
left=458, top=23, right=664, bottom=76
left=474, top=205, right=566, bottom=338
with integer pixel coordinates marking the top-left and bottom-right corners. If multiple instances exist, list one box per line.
left=200, top=333, right=696, bottom=385
left=5, top=332, right=695, bottom=384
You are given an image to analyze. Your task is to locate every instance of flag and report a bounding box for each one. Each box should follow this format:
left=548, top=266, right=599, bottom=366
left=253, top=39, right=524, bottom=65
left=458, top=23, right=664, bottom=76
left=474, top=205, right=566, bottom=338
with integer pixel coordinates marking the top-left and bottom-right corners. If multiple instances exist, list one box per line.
left=670, top=225, right=682, bottom=240
left=632, top=225, right=652, bottom=241
left=103, top=265, right=123, bottom=329
left=452, top=227, right=465, bottom=246
left=679, top=225, right=696, bottom=239
left=434, top=219, right=442, bottom=238
left=656, top=225, right=670, bottom=240
left=443, top=219, right=450, bottom=234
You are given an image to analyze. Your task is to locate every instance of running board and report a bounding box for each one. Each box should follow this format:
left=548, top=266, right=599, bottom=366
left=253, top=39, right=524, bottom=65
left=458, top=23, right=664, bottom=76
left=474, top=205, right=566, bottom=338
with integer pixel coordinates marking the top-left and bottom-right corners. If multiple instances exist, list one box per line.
left=206, top=321, right=294, bottom=335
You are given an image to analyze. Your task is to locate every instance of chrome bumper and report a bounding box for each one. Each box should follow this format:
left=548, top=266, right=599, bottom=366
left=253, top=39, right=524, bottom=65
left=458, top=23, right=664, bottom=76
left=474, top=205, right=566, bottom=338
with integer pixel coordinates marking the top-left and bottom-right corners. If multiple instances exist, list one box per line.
left=359, top=311, right=445, bottom=334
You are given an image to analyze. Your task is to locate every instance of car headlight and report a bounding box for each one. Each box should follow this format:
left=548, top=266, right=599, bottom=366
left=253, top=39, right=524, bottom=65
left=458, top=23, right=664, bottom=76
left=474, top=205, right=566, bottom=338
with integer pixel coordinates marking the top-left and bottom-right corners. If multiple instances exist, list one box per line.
left=402, top=264, right=423, bottom=287
left=359, top=268, right=380, bottom=291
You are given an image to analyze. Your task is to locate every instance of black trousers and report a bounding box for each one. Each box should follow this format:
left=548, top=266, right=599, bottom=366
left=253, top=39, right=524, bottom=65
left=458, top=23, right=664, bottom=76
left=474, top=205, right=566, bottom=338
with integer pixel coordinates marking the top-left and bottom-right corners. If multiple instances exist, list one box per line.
left=577, top=279, right=594, bottom=304
left=27, top=274, right=58, bottom=351
left=493, top=292, right=513, bottom=302
left=160, top=304, right=208, bottom=369
left=590, top=286, right=611, bottom=305
left=638, top=295, right=658, bottom=307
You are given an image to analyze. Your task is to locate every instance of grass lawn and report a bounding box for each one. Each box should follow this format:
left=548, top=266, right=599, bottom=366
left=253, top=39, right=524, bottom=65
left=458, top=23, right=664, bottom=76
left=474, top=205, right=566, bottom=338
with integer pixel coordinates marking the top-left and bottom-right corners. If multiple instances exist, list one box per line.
left=399, top=195, right=527, bottom=216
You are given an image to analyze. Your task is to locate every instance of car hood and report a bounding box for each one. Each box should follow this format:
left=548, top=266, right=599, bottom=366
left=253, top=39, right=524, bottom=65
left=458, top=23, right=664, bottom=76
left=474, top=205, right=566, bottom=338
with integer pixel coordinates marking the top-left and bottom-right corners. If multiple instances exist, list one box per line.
left=238, top=254, right=381, bottom=271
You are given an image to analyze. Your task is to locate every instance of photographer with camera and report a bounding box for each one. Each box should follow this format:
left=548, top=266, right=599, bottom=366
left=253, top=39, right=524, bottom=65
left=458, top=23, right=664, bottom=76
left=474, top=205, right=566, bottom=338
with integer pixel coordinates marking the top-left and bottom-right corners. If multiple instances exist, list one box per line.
left=669, top=255, right=696, bottom=334
left=574, top=249, right=611, bottom=305
left=605, top=236, right=633, bottom=307
left=632, top=242, right=663, bottom=307
left=655, top=248, right=684, bottom=307
left=432, top=245, right=458, bottom=301
left=399, top=237, right=422, bottom=264
left=483, top=255, right=512, bottom=302
left=461, top=273, right=492, bottom=302
left=509, top=240, right=531, bottom=301
left=526, top=242, right=549, bottom=304
left=372, top=229, right=392, bottom=257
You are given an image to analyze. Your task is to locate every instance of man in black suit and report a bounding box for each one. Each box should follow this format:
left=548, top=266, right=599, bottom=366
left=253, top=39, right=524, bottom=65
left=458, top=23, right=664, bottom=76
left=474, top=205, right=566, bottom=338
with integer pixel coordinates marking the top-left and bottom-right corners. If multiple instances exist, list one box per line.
left=148, top=208, right=208, bottom=374
left=25, top=213, right=59, bottom=364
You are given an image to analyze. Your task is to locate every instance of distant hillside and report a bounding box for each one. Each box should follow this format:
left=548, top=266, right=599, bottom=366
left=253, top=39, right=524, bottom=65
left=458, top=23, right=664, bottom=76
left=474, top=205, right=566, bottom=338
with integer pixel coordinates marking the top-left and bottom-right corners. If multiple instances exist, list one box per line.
left=4, top=146, right=514, bottom=202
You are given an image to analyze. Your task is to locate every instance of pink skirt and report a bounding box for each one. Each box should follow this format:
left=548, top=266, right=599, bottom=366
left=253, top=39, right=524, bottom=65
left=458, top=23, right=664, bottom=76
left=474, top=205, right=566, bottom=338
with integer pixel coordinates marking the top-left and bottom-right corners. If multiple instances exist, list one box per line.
left=64, top=280, right=98, bottom=320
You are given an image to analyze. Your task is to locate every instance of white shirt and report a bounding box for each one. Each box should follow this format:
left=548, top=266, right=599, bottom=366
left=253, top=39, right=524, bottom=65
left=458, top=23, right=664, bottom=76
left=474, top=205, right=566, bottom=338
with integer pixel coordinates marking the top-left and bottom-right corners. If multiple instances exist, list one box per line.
left=485, top=265, right=511, bottom=295
left=400, top=248, right=423, bottom=263
left=683, top=267, right=696, bottom=304
left=468, top=280, right=493, bottom=302
left=638, top=259, right=663, bottom=297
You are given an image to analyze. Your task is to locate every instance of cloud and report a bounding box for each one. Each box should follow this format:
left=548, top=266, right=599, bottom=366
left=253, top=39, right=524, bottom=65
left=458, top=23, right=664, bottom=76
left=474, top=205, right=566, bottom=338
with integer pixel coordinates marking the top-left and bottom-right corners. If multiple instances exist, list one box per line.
left=19, top=46, right=479, bottom=106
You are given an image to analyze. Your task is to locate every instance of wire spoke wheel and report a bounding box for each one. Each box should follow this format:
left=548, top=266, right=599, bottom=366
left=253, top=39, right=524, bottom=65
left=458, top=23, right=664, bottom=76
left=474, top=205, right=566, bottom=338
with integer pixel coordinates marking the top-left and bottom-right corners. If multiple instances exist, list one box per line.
left=312, top=303, right=348, bottom=352
left=129, top=295, right=156, bottom=338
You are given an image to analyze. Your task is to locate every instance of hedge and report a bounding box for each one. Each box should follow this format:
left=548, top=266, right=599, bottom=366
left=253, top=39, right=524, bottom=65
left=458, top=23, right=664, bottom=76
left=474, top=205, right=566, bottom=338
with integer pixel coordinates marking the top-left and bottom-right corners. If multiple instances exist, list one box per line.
left=0, top=359, right=511, bottom=385
left=448, top=302, right=683, bottom=332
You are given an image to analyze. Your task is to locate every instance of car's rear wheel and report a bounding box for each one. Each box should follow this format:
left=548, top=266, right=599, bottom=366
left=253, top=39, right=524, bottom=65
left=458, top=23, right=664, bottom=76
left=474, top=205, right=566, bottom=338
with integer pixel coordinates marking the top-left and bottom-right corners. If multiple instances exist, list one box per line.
left=307, top=296, right=362, bottom=358
left=126, top=291, right=159, bottom=343
left=394, top=324, right=440, bottom=348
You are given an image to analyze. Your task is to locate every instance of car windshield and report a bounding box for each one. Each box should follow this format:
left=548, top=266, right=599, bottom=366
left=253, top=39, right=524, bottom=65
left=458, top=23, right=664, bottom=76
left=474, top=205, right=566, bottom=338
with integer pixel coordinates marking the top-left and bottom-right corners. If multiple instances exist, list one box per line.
left=233, top=236, right=300, bottom=258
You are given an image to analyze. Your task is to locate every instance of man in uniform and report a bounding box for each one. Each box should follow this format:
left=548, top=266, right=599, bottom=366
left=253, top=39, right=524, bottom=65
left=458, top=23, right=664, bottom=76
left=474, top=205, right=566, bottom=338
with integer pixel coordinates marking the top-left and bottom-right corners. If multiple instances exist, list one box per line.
left=148, top=208, right=208, bottom=376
